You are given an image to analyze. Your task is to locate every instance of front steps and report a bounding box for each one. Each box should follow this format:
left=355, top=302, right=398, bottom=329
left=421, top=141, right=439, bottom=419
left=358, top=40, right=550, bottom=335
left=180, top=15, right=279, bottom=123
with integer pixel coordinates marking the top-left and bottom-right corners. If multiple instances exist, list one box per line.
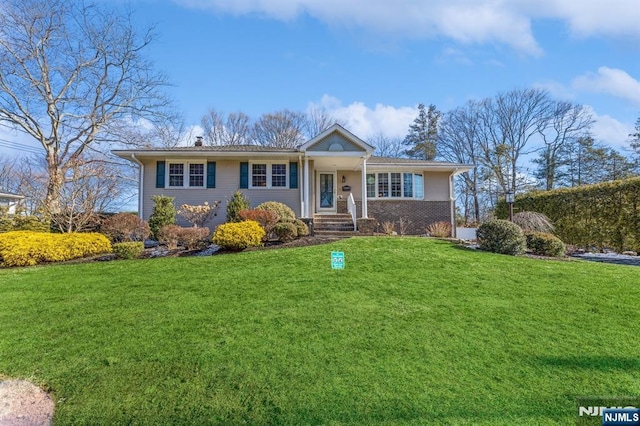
left=313, top=214, right=357, bottom=236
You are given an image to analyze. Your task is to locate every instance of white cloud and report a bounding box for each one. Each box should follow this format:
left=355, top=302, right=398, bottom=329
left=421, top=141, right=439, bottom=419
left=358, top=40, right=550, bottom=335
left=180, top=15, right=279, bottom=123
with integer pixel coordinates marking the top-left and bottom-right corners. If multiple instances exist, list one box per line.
left=589, top=109, right=634, bottom=149
left=174, top=0, right=640, bottom=55
left=573, top=67, right=640, bottom=106
left=311, top=95, right=416, bottom=140
left=535, top=0, right=640, bottom=39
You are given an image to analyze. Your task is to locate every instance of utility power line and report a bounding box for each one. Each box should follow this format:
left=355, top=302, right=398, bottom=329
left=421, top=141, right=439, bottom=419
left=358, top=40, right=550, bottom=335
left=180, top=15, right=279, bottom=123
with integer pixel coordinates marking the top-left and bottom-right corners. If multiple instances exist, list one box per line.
left=0, top=138, right=43, bottom=154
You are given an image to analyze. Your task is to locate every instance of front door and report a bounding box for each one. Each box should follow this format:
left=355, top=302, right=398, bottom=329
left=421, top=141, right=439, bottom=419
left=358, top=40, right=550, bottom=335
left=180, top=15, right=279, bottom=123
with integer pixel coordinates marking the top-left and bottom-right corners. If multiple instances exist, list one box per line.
left=317, top=172, right=336, bottom=213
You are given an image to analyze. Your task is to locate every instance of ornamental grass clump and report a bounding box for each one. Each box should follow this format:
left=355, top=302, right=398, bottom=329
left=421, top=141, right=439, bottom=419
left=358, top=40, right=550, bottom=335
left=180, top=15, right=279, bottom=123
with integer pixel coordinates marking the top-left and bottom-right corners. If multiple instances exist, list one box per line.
left=0, top=231, right=112, bottom=267
left=426, top=221, right=452, bottom=238
left=477, top=219, right=526, bottom=256
left=212, top=220, right=265, bottom=251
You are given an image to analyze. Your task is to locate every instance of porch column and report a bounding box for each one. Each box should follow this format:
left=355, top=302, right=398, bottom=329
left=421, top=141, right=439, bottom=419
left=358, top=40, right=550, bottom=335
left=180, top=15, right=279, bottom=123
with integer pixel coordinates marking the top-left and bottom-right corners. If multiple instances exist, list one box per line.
left=361, top=158, right=368, bottom=218
left=303, top=155, right=310, bottom=217
left=299, top=156, right=304, bottom=217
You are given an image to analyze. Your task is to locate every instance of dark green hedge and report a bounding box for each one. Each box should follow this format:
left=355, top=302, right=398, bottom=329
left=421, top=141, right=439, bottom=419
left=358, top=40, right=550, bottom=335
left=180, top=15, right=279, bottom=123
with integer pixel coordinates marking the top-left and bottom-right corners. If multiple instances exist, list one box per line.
left=496, top=177, right=640, bottom=252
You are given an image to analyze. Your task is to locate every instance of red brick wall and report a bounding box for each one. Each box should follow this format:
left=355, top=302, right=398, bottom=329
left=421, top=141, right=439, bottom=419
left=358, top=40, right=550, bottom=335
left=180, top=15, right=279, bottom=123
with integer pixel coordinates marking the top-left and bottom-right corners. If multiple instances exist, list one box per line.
left=337, top=199, right=452, bottom=235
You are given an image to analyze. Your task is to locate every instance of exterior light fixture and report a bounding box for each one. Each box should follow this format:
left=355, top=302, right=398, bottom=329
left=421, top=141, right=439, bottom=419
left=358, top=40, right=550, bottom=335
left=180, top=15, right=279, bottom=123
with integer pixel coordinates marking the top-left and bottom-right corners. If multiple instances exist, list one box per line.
left=506, top=190, right=515, bottom=221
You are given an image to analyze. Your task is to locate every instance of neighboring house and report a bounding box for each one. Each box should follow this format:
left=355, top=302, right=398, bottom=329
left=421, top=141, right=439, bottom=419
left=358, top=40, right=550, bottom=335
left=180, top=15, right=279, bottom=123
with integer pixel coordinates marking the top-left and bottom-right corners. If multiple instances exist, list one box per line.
left=113, top=124, right=473, bottom=235
left=0, top=192, right=25, bottom=215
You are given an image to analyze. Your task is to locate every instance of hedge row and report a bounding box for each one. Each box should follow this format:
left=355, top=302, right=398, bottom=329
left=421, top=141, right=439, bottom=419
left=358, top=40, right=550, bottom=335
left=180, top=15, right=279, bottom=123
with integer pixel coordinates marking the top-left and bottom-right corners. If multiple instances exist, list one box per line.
left=0, top=231, right=112, bottom=267
left=496, top=177, right=640, bottom=252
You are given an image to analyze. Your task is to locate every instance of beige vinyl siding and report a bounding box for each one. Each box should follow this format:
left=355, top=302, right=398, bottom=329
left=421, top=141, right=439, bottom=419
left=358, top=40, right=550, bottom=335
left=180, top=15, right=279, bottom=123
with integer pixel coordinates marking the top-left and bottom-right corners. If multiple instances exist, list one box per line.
left=424, top=171, right=451, bottom=201
left=336, top=170, right=363, bottom=201
left=142, top=159, right=301, bottom=230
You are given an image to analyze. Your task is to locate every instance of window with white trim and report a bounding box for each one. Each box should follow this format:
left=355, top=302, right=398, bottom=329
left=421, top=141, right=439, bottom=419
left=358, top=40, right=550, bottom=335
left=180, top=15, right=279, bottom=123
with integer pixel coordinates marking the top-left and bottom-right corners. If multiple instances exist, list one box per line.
left=167, top=161, right=205, bottom=188
left=250, top=162, right=288, bottom=188
left=366, top=172, right=423, bottom=199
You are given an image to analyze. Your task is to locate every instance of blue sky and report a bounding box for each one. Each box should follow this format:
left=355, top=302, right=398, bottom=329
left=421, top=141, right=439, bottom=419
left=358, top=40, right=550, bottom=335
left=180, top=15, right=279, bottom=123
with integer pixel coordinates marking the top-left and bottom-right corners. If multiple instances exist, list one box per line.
left=1, top=0, right=639, bottom=158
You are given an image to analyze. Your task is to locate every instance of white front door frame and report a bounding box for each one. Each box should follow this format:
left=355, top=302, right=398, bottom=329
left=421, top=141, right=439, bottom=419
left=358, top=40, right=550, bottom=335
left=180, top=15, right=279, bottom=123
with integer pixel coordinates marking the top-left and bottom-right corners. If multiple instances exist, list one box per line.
left=316, top=171, right=337, bottom=213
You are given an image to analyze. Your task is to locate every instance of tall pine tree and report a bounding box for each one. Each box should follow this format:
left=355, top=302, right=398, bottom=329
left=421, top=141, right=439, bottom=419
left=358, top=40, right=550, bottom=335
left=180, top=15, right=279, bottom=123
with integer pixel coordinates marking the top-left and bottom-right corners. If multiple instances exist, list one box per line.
left=403, top=103, right=441, bottom=160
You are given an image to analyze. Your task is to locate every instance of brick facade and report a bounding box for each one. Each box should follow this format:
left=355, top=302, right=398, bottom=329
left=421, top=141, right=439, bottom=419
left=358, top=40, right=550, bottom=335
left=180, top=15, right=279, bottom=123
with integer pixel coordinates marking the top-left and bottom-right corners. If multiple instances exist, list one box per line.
left=337, top=199, right=452, bottom=235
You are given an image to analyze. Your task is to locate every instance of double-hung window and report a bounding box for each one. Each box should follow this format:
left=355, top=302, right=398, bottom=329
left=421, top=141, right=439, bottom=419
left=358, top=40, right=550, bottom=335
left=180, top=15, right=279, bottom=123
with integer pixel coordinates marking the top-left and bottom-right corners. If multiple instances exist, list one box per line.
left=167, top=161, right=205, bottom=188
left=250, top=162, right=288, bottom=188
left=366, top=172, right=423, bottom=199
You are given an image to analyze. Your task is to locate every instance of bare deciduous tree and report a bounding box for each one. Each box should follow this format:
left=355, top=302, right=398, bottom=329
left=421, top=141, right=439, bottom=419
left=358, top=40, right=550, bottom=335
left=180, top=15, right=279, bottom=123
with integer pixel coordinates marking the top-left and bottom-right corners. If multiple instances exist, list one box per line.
left=534, top=102, right=594, bottom=190
left=303, top=106, right=345, bottom=138
left=439, top=101, right=484, bottom=223
left=477, top=88, right=552, bottom=194
left=201, top=109, right=252, bottom=146
left=369, top=133, right=405, bottom=158
left=252, top=109, right=306, bottom=148
left=0, top=0, right=171, bottom=214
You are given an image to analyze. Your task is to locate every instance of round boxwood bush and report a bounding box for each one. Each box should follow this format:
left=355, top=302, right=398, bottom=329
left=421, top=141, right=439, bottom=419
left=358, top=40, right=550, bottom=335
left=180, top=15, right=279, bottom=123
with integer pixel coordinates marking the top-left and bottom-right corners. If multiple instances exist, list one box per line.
left=526, top=232, right=565, bottom=257
left=273, top=222, right=297, bottom=242
left=255, top=201, right=296, bottom=223
left=476, top=219, right=526, bottom=256
left=212, top=220, right=265, bottom=251
left=294, top=219, right=309, bottom=237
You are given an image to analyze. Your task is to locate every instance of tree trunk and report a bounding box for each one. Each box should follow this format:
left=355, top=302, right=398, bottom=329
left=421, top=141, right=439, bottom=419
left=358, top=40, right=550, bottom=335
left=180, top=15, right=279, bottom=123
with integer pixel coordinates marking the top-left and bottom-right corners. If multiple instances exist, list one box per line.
left=44, top=154, right=64, bottom=215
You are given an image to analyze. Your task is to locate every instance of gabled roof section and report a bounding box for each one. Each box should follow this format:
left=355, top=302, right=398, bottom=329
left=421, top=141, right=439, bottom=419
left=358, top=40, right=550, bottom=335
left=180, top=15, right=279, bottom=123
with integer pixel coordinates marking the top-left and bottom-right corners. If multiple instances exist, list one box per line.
left=299, top=124, right=375, bottom=154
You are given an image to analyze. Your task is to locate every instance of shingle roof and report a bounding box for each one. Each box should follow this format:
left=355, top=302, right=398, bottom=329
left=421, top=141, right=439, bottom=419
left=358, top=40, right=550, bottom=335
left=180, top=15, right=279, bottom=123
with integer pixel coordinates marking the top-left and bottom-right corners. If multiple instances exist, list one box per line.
left=368, top=156, right=464, bottom=166
left=145, top=144, right=298, bottom=153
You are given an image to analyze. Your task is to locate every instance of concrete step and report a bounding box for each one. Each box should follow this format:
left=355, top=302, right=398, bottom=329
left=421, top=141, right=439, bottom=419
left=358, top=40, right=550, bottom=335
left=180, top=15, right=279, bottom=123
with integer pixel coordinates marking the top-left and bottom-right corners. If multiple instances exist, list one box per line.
left=314, top=230, right=360, bottom=237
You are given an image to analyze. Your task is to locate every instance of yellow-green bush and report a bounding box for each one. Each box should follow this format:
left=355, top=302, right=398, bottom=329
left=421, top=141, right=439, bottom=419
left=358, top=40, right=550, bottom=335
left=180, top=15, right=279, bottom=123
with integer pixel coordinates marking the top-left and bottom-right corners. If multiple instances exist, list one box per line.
left=113, top=241, right=145, bottom=259
left=0, top=231, right=112, bottom=267
left=526, top=232, right=566, bottom=257
left=212, top=220, right=265, bottom=251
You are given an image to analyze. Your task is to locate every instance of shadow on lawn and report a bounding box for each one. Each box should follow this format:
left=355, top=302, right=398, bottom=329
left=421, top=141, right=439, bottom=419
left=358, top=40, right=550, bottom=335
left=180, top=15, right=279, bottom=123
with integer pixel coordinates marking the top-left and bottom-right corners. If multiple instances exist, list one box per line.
left=535, top=356, right=640, bottom=371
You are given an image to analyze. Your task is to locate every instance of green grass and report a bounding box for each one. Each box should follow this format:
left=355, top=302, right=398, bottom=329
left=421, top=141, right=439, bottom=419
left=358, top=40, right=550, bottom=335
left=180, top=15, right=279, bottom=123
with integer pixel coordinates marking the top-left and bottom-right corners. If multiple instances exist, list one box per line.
left=0, top=237, right=639, bottom=425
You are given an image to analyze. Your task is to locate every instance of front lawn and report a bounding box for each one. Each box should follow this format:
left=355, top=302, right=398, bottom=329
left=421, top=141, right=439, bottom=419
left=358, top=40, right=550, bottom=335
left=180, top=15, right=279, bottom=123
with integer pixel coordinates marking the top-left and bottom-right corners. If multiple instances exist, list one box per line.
left=0, top=237, right=638, bottom=424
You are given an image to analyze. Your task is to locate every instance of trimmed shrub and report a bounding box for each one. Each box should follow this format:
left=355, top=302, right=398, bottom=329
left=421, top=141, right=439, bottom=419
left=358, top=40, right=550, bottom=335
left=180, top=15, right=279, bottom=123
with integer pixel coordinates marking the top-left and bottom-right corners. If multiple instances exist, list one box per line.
left=113, top=242, right=144, bottom=260
left=157, top=224, right=181, bottom=249
left=526, top=232, right=566, bottom=257
left=256, top=201, right=296, bottom=223
left=477, top=219, right=526, bottom=256
left=238, top=209, right=279, bottom=237
left=212, top=220, right=265, bottom=251
left=149, top=195, right=176, bottom=239
left=426, top=221, right=452, bottom=238
left=294, top=219, right=309, bottom=237
left=273, top=222, right=297, bottom=242
left=226, top=191, right=250, bottom=223
left=178, top=227, right=210, bottom=250
left=101, top=213, right=151, bottom=243
left=157, top=225, right=209, bottom=250
left=0, top=231, right=112, bottom=267
left=512, top=211, right=555, bottom=234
